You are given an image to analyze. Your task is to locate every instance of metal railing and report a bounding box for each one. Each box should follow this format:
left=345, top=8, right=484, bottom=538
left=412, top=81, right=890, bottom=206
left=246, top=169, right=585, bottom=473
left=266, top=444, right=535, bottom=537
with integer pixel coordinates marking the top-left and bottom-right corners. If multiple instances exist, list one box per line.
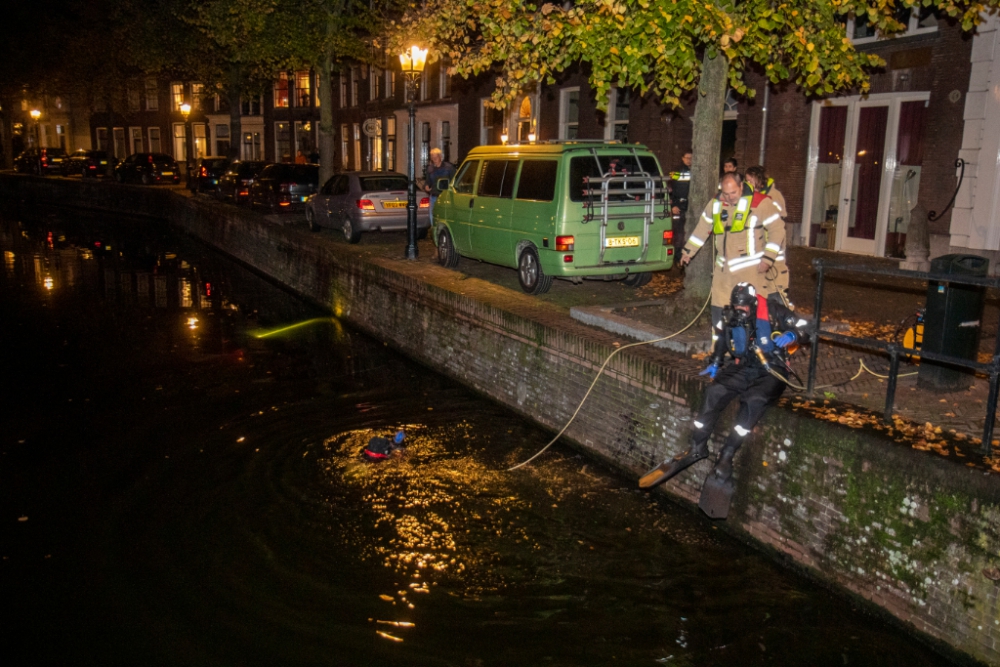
left=806, top=258, right=1000, bottom=454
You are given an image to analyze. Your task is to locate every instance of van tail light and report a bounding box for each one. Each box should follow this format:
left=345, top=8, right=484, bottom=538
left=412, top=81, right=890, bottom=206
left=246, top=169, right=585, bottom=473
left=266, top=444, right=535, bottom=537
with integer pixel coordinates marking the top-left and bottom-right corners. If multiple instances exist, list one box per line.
left=419, top=197, right=430, bottom=208
left=357, top=199, right=375, bottom=210
left=662, top=230, right=674, bottom=245
left=238, top=189, right=249, bottom=196
left=279, top=183, right=292, bottom=193
left=279, top=202, right=290, bottom=207
left=555, top=235, right=575, bottom=251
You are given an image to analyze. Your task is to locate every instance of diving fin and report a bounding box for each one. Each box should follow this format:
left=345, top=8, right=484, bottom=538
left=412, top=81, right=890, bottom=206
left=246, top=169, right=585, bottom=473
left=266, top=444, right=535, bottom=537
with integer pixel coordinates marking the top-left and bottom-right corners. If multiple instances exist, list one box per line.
left=698, top=470, right=736, bottom=519
left=638, top=442, right=708, bottom=489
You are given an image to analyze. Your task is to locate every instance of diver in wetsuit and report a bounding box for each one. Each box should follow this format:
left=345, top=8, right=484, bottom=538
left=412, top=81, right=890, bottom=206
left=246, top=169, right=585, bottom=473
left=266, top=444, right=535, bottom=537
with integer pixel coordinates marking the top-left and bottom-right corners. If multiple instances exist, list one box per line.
left=363, top=431, right=406, bottom=460
left=639, top=282, right=809, bottom=518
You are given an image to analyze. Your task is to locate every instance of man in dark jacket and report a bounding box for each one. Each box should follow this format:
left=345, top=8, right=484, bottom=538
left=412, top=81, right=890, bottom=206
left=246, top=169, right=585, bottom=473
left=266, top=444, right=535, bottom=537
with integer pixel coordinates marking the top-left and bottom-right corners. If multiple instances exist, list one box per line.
left=422, top=148, right=455, bottom=214
left=639, top=282, right=809, bottom=518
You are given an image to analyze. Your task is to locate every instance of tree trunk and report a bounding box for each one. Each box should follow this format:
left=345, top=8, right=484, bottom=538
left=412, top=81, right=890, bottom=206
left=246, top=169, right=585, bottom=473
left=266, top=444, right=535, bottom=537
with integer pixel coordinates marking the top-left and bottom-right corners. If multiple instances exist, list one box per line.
left=228, top=66, right=242, bottom=161
left=318, top=54, right=336, bottom=187
left=683, top=50, right=729, bottom=301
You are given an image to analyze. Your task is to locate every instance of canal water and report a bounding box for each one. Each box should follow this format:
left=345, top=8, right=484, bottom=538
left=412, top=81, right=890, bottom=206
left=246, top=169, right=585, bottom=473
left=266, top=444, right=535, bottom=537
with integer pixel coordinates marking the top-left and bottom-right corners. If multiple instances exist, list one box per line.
left=0, top=209, right=955, bottom=667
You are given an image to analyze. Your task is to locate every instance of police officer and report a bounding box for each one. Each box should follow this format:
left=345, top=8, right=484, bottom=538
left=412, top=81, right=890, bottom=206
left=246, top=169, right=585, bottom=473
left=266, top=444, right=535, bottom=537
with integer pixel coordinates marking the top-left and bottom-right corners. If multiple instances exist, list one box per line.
left=745, top=165, right=791, bottom=309
left=669, top=150, right=692, bottom=252
left=638, top=283, right=809, bottom=518
left=678, top=173, right=784, bottom=341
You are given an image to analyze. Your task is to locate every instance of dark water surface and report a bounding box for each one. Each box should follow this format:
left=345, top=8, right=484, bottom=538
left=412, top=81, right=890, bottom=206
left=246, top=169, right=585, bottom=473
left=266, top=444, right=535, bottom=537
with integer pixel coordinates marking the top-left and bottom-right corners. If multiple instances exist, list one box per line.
left=0, top=210, right=954, bottom=666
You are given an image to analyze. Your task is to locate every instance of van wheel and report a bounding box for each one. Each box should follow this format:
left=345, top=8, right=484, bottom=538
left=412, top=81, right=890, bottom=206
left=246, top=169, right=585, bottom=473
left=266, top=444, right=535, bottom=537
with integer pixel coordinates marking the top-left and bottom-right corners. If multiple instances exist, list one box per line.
left=623, top=272, right=652, bottom=288
left=437, top=228, right=460, bottom=268
left=306, top=208, right=320, bottom=232
left=518, top=246, right=552, bottom=295
left=342, top=216, right=361, bottom=244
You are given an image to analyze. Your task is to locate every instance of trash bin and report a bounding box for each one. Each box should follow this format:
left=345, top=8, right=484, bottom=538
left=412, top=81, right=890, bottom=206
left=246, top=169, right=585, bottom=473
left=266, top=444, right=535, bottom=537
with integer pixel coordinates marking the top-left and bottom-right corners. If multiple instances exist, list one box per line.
left=918, top=254, right=988, bottom=390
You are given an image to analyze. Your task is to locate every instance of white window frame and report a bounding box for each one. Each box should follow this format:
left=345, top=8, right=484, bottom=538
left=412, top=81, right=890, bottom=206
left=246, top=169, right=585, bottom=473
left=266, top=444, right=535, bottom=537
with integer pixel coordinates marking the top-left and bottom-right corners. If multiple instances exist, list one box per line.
left=602, top=88, right=629, bottom=141
left=340, top=124, right=349, bottom=168
left=148, top=127, right=161, bottom=153
left=172, top=123, right=187, bottom=161
left=420, top=69, right=429, bottom=102
left=558, top=87, right=580, bottom=140
left=145, top=78, right=159, bottom=111
left=439, top=61, right=451, bottom=98
left=845, top=8, right=939, bottom=45
left=171, top=82, right=184, bottom=111
left=350, top=67, right=359, bottom=107
left=370, top=65, right=379, bottom=101
left=384, top=69, right=395, bottom=99
left=129, top=126, right=143, bottom=154
left=352, top=122, right=361, bottom=170
left=339, top=73, right=348, bottom=108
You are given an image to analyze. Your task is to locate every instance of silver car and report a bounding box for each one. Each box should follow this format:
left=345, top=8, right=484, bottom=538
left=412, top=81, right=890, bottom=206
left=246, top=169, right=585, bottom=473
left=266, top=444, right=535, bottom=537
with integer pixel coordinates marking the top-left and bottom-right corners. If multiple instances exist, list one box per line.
left=306, top=171, right=431, bottom=243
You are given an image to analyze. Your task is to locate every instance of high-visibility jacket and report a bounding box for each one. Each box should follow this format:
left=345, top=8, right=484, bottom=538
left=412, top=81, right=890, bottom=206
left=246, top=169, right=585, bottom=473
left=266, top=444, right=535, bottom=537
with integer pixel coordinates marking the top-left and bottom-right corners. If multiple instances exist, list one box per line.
left=757, top=181, right=790, bottom=306
left=682, top=194, right=783, bottom=307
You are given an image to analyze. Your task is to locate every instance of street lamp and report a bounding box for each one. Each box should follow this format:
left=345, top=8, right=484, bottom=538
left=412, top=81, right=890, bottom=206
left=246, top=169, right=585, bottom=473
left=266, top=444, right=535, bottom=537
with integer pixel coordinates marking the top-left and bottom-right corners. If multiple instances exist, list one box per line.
left=399, top=44, right=428, bottom=260
left=180, top=103, right=192, bottom=188
left=29, top=109, right=41, bottom=149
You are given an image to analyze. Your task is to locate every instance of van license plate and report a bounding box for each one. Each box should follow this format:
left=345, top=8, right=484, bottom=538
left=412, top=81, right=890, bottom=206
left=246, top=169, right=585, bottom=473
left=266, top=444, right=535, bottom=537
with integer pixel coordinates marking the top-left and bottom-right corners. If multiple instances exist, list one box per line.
left=383, top=201, right=406, bottom=209
left=606, top=236, right=640, bottom=248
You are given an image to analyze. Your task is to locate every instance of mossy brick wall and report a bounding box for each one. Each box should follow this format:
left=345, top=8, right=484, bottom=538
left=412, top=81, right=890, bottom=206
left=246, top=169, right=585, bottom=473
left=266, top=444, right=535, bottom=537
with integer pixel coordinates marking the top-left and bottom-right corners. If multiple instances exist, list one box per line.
left=4, top=174, right=1000, bottom=664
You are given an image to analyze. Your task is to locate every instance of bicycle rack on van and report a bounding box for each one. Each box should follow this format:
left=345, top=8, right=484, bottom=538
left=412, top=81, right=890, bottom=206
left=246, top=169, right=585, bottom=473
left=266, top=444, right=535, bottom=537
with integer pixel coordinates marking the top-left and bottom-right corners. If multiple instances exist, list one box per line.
left=581, top=173, right=671, bottom=266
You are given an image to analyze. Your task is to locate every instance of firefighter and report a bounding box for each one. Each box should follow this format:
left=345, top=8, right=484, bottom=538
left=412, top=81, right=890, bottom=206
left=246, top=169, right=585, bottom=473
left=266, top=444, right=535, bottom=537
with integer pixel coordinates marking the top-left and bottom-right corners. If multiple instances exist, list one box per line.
left=745, top=165, right=791, bottom=309
left=638, top=283, right=809, bottom=518
left=669, top=150, right=692, bottom=253
left=678, top=173, right=784, bottom=342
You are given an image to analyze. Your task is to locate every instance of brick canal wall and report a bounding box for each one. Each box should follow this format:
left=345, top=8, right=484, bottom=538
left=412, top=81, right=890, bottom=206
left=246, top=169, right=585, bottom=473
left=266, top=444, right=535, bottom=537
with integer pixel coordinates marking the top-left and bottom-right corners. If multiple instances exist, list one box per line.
left=3, top=174, right=1000, bottom=664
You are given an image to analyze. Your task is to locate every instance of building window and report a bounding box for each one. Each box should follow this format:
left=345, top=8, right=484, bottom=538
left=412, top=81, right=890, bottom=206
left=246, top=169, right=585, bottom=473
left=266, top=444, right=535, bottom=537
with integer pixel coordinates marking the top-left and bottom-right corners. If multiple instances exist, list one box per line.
left=315, top=75, right=321, bottom=108
left=171, top=83, right=184, bottom=111
left=193, top=124, right=207, bottom=159
left=352, top=122, right=361, bottom=169
left=340, top=73, right=348, bottom=108
left=420, top=69, right=429, bottom=101
left=192, top=83, right=205, bottom=111
left=55, top=125, right=66, bottom=150
left=723, top=89, right=739, bottom=120
left=130, top=127, right=143, bottom=154
left=295, top=71, right=311, bottom=107
left=148, top=127, right=161, bottom=153
left=242, top=131, right=262, bottom=160
left=559, top=88, right=580, bottom=140
left=421, top=122, right=431, bottom=173
left=481, top=99, right=504, bottom=145
left=367, top=118, right=382, bottom=171
left=274, top=72, right=290, bottom=108
left=216, top=124, right=230, bottom=156
left=128, top=86, right=140, bottom=112
left=294, top=121, right=314, bottom=161
left=145, top=78, right=159, bottom=111
left=385, top=116, right=396, bottom=171
left=439, top=61, right=451, bottom=98
left=97, top=128, right=109, bottom=152
left=516, top=96, right=534, bottom=143
left=340, top=123, right=349, bottom=168
left=351, top=67, right=360, bottom=106
left=172, top=123, right=186, bottom=160
left=384, top=69, right=396, bottom=99
left=605, top=87, right=629, bottom=142
left=241, top=96, right=261, bottom=116
left=370, top=66, right=380, bottom=100
left=844, top=6, right=939, bottom=43
left=113, top=128, right=126, bottom=159
left=275, top=122, right=291, bottom=162
left=441, top=121, right=451, bottom=163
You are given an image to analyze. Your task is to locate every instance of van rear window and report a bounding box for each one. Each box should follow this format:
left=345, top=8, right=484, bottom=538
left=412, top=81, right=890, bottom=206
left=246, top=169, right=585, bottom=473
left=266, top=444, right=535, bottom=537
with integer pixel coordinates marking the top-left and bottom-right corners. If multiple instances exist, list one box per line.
left=516, top=161, right=557, bottom=201
left=569, top=154, right=663, bottom=202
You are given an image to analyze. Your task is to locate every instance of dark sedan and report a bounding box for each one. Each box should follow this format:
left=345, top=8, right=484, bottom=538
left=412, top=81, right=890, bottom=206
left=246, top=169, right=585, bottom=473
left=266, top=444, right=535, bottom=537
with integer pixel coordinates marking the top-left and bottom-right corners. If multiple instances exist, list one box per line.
left=249, top=163, right=318, bottom=213
left=190, top=157, right=231, bottom=193
left=14, top=147, right=69, bottom=175
left=215, top=161, right=269, bottom=204
left=306, top=171, right=430, bottom=243
left=65, top=149, right=117, bottom=177
left=114, top=153, right=181, bottom=185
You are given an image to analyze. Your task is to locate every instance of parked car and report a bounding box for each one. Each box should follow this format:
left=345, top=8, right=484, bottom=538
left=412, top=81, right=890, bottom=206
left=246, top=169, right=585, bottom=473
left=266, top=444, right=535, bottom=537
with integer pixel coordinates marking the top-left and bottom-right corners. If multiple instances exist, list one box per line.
left=431, top=142, right=673, bottom=294
left=114, top=153, right=181, bottom=185
left=64, top=149, right=117, bottom=177
left=306, top=171, right=430, bottom=243
left=215, top=161, right=269, bottom=204
left=249, top=163, right=319, bottom=213
left=14, top=147, right=69, bottom=175
left=190, top=157, right=231, bottom=193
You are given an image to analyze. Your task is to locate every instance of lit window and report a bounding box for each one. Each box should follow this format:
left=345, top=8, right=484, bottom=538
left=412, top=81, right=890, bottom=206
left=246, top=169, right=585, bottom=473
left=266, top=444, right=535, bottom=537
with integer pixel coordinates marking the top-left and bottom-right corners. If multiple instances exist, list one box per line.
left=171, top=83, right=184, bottom=111
left=274, top=73, right=290, bottom=108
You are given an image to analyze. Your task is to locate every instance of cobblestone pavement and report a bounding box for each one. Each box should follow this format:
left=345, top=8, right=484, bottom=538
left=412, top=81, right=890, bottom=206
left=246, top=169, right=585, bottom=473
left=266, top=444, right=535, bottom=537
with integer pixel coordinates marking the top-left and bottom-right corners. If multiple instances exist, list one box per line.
left=187, top=189, right=1000, bottom=462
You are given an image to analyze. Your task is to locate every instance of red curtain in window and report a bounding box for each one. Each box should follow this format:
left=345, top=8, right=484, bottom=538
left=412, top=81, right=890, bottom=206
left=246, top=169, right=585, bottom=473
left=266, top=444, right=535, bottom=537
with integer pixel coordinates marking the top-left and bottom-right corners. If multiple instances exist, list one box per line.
left=818, top=106, right=848, bottom=164
left=897, top=101, right=927, bottom=166
left=851, top=106, right=889, bottom=240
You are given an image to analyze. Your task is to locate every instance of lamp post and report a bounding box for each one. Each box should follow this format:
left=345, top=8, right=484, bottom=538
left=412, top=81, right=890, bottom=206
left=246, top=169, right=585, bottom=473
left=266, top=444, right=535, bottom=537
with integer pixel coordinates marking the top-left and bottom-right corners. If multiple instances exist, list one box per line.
left=180, top=103, right=192, bottom=188
left=29, top=109, right=41, bottom=149
left=399, top=44, right=427, bottom=260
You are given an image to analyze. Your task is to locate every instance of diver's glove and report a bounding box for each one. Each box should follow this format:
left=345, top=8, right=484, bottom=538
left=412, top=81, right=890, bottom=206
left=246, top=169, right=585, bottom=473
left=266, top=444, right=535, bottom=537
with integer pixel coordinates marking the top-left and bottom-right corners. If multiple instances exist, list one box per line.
left=699, top=362, right=719, bottom=380
left=773, top=332, right=797, bottom=349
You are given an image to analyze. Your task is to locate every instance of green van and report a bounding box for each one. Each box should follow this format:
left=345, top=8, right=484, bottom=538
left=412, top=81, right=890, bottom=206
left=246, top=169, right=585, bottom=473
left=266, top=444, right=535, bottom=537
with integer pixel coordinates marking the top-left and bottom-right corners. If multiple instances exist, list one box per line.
left=431, top=141, right=675, bottom=294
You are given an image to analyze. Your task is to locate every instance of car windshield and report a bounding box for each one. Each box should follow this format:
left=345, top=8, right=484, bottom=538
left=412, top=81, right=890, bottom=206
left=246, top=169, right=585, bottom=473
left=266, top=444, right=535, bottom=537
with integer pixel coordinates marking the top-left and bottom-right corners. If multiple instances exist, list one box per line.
left=150, top=154, right=174, bottom=164
left=204, top=159, right=228, bottom=169
left=359, top=176, right=408, bottom=192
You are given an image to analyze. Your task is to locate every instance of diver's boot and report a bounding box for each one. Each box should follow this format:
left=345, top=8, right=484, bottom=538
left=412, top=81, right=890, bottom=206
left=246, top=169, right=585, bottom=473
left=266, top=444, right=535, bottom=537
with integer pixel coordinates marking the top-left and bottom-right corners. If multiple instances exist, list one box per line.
left=639, top=440, right=709, bottom=489
left=699, top=446, right=738, bottom=519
